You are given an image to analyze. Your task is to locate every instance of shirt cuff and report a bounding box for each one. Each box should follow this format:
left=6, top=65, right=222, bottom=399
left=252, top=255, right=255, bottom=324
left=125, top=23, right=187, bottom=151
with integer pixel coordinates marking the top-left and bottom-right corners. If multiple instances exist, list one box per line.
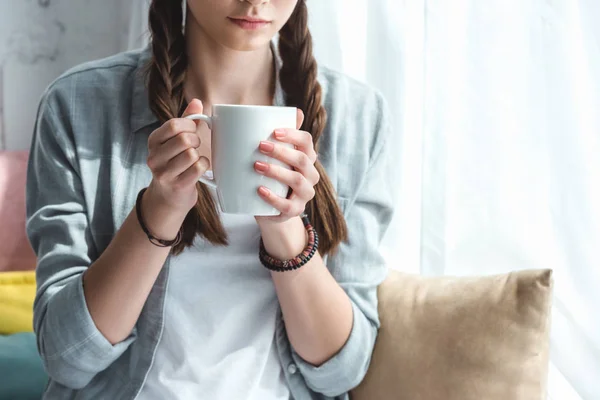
left=290, top=301, right=378, bottom=397
left=38, top=274, right=136, bottom=388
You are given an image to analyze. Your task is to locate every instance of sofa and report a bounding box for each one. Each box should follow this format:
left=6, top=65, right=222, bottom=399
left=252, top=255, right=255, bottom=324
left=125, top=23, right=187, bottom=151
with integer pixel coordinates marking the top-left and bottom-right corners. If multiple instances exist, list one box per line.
left=0, top=150, right=47, bottom=399
left=0, top=150, right=553, bottom=399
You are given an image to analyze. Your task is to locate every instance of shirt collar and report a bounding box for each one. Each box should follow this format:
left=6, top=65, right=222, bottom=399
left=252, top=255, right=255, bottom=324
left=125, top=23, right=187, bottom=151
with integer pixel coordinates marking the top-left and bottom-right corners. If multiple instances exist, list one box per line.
left=131, top=41, right=285, bottom=134
left=130, top=45, right=158, bottom=133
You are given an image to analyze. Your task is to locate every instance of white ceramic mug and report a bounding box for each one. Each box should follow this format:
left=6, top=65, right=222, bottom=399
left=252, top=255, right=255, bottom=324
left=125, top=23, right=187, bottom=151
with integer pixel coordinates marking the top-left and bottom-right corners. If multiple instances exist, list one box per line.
left=185, top=104, right=297, bottom=216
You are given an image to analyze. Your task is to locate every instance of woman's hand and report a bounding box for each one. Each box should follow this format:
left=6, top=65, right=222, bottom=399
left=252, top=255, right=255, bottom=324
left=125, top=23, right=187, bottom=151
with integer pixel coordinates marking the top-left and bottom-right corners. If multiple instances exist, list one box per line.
left=143, top=99, right=210, bottom=237
left=254, top=109, right=319, bottom=223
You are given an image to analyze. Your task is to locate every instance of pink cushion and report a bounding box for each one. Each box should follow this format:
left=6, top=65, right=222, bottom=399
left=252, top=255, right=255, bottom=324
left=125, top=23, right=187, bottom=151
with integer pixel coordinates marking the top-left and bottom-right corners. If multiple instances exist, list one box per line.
left=0, top=151, right=36, bottom=272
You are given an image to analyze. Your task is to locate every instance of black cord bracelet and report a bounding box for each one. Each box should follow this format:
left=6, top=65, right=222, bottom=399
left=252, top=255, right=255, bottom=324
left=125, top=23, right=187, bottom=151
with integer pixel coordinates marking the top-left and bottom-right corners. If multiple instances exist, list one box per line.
left=259, top=213, right=319, bottom=272
left=136, top=188, right=182, bottom=248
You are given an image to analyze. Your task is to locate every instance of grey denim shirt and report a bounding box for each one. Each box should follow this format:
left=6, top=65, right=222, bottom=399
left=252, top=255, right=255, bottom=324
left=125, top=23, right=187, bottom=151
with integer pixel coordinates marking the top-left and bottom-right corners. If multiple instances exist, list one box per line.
left=26, top=45, right=394, bottom=399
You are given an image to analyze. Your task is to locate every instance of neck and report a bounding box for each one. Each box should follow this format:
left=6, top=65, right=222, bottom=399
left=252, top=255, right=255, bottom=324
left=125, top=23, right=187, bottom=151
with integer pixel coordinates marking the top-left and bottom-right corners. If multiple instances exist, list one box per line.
left=184, top=15, right=276, bottom=108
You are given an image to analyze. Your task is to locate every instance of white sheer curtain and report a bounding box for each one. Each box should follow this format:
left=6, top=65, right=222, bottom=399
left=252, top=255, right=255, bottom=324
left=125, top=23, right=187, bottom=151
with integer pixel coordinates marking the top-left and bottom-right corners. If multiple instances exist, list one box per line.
left=420, top=2, right=599, bottom=399
left=127, top=1, right=600, bottom=398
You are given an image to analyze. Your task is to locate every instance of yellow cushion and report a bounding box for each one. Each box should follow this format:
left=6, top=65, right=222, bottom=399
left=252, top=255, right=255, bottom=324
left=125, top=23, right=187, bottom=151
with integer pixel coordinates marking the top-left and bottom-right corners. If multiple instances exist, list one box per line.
left=351, top=269, right=553, bottom=400
left=0, top=271, right=36, bottom=334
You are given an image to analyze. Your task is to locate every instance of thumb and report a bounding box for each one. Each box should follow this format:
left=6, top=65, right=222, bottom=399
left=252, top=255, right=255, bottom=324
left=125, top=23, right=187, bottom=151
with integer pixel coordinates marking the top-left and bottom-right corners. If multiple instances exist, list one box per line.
left=181, top=98, right=204, bottom=118
left=296, top=108, right=305, bottom=130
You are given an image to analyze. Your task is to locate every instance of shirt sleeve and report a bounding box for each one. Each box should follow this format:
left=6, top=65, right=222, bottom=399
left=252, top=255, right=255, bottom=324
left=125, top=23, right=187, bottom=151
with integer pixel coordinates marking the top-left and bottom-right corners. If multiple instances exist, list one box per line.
left=26, top=86, right=136, bottom=390
left=291, top=92, right=395, bottom=396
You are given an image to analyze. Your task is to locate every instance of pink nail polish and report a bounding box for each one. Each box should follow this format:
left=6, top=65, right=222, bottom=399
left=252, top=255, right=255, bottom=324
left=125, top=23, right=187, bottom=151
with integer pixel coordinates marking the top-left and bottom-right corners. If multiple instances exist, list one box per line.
left=260, top=141, right=274, bottom=153
left=274, top=129, right=286, bottom=138
left=255, top=162, right=268, bottom=172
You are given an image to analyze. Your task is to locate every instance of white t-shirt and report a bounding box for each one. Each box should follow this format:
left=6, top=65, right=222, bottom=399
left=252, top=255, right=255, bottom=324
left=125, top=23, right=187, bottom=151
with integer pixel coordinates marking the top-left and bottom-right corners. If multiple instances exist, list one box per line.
left=139, top=209, right=290, bottom=399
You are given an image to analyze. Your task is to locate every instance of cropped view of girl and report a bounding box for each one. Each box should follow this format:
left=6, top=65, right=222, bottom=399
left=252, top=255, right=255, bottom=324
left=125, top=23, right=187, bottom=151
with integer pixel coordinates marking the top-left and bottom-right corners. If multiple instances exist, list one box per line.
left=26, top=0, right=393, bottom=398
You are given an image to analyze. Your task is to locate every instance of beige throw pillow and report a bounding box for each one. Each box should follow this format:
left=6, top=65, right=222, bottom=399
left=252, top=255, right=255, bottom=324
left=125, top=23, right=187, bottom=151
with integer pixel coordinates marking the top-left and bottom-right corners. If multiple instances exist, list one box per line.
left=351, top=269, right=553, bottom=400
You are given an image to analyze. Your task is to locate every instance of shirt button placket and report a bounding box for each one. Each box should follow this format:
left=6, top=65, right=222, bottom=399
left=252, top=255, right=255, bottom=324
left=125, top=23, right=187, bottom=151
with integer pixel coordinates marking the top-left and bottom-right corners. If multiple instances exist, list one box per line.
left=287, top=363, right=298, bottom=375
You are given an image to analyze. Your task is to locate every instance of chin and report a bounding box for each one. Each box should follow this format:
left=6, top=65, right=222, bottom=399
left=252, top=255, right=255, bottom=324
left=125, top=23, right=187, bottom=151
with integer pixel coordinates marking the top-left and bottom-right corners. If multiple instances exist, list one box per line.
left=219, top=34, right=274, bottom=52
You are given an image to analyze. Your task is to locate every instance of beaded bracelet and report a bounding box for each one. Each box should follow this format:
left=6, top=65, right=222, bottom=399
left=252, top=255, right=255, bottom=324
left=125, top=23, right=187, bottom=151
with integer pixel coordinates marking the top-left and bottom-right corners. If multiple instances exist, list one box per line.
left=259, top=213, right=319, bottom=272
left=136, top=188, right=182, bottom=248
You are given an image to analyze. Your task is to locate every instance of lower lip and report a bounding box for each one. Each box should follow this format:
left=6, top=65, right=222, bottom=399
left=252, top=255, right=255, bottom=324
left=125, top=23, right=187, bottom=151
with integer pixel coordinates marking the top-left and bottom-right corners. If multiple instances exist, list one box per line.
left=229, top=18, right=271, bottom=30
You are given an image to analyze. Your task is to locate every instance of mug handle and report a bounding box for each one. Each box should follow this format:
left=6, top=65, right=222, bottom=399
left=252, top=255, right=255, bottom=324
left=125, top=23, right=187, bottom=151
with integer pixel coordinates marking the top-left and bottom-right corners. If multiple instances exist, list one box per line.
left=184, top=114, right=216, bottom=189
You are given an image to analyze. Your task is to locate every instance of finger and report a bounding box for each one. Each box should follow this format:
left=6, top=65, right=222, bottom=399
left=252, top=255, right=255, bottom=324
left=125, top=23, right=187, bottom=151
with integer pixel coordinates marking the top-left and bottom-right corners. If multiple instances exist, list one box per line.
left=150, top=132, right=201, bottom=168
left=181, top=98, right=204, bottom=118
left=148, top=99, right=204, bottom=149
left=255, top=162, right=315, bottom=200
left=164, top=131, right=201, bottom=158
left=296, top=108, right=305, bottom=130
left=182, top=98, right=213, bottom=131
left=162, top=148, right=202, bottom=179
left=149, top=118, right=198, bottom=148
left=272, top=129, right=317, bottom=163
left=257, top=186, right=304, bottom=217
left=258, top=141, right=319, bottom=183
left=176, top=156, right=210, bottom=187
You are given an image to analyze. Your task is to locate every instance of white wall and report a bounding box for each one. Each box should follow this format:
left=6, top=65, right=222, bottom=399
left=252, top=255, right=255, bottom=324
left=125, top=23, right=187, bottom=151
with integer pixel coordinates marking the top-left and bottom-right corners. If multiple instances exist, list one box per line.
left=0, top=0, right=135, bottom=151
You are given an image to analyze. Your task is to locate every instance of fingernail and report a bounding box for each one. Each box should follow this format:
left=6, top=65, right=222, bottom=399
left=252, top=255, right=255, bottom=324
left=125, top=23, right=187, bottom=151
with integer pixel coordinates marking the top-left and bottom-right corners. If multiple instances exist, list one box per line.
left=255, top=161, right=269, bottom=173
left=198, top=156, right=210, bottom=169
left=258, top=186, right=270, bottom=197
left=274, top=129, right=286, bottom=139
left=259, top=141, right=274, bottom=153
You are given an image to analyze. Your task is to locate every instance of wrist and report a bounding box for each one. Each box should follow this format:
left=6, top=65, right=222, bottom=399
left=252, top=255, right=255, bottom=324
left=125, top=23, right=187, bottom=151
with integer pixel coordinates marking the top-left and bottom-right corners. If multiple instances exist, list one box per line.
left=141, top=187, right=188, bottom=240
left=259, top=217, right=308, bottom=260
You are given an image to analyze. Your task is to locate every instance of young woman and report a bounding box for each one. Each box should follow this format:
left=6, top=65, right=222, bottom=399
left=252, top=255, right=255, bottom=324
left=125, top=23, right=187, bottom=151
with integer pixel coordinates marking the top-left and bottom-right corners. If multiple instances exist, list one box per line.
left=26, top=0, right=393, bottom=399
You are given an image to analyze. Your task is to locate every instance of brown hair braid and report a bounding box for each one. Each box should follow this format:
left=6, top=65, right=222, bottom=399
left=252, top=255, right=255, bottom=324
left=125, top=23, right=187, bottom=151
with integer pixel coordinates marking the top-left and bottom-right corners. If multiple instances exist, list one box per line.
left=146, top=0, right=347, bottom=256
left=147, top=0, right=227, bottom=255
left=279, top=1, right=348, bottom=254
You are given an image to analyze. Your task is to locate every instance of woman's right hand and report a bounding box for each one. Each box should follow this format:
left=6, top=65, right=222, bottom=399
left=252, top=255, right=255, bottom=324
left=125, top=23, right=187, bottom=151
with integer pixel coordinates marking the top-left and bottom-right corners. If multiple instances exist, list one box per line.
left=143, top=99, right=210, bottom=237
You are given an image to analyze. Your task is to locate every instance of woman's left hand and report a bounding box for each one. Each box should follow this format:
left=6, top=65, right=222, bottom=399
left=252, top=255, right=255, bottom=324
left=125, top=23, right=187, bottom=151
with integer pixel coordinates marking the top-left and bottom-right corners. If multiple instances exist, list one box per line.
left=254, top=109, right=319, bottom=223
